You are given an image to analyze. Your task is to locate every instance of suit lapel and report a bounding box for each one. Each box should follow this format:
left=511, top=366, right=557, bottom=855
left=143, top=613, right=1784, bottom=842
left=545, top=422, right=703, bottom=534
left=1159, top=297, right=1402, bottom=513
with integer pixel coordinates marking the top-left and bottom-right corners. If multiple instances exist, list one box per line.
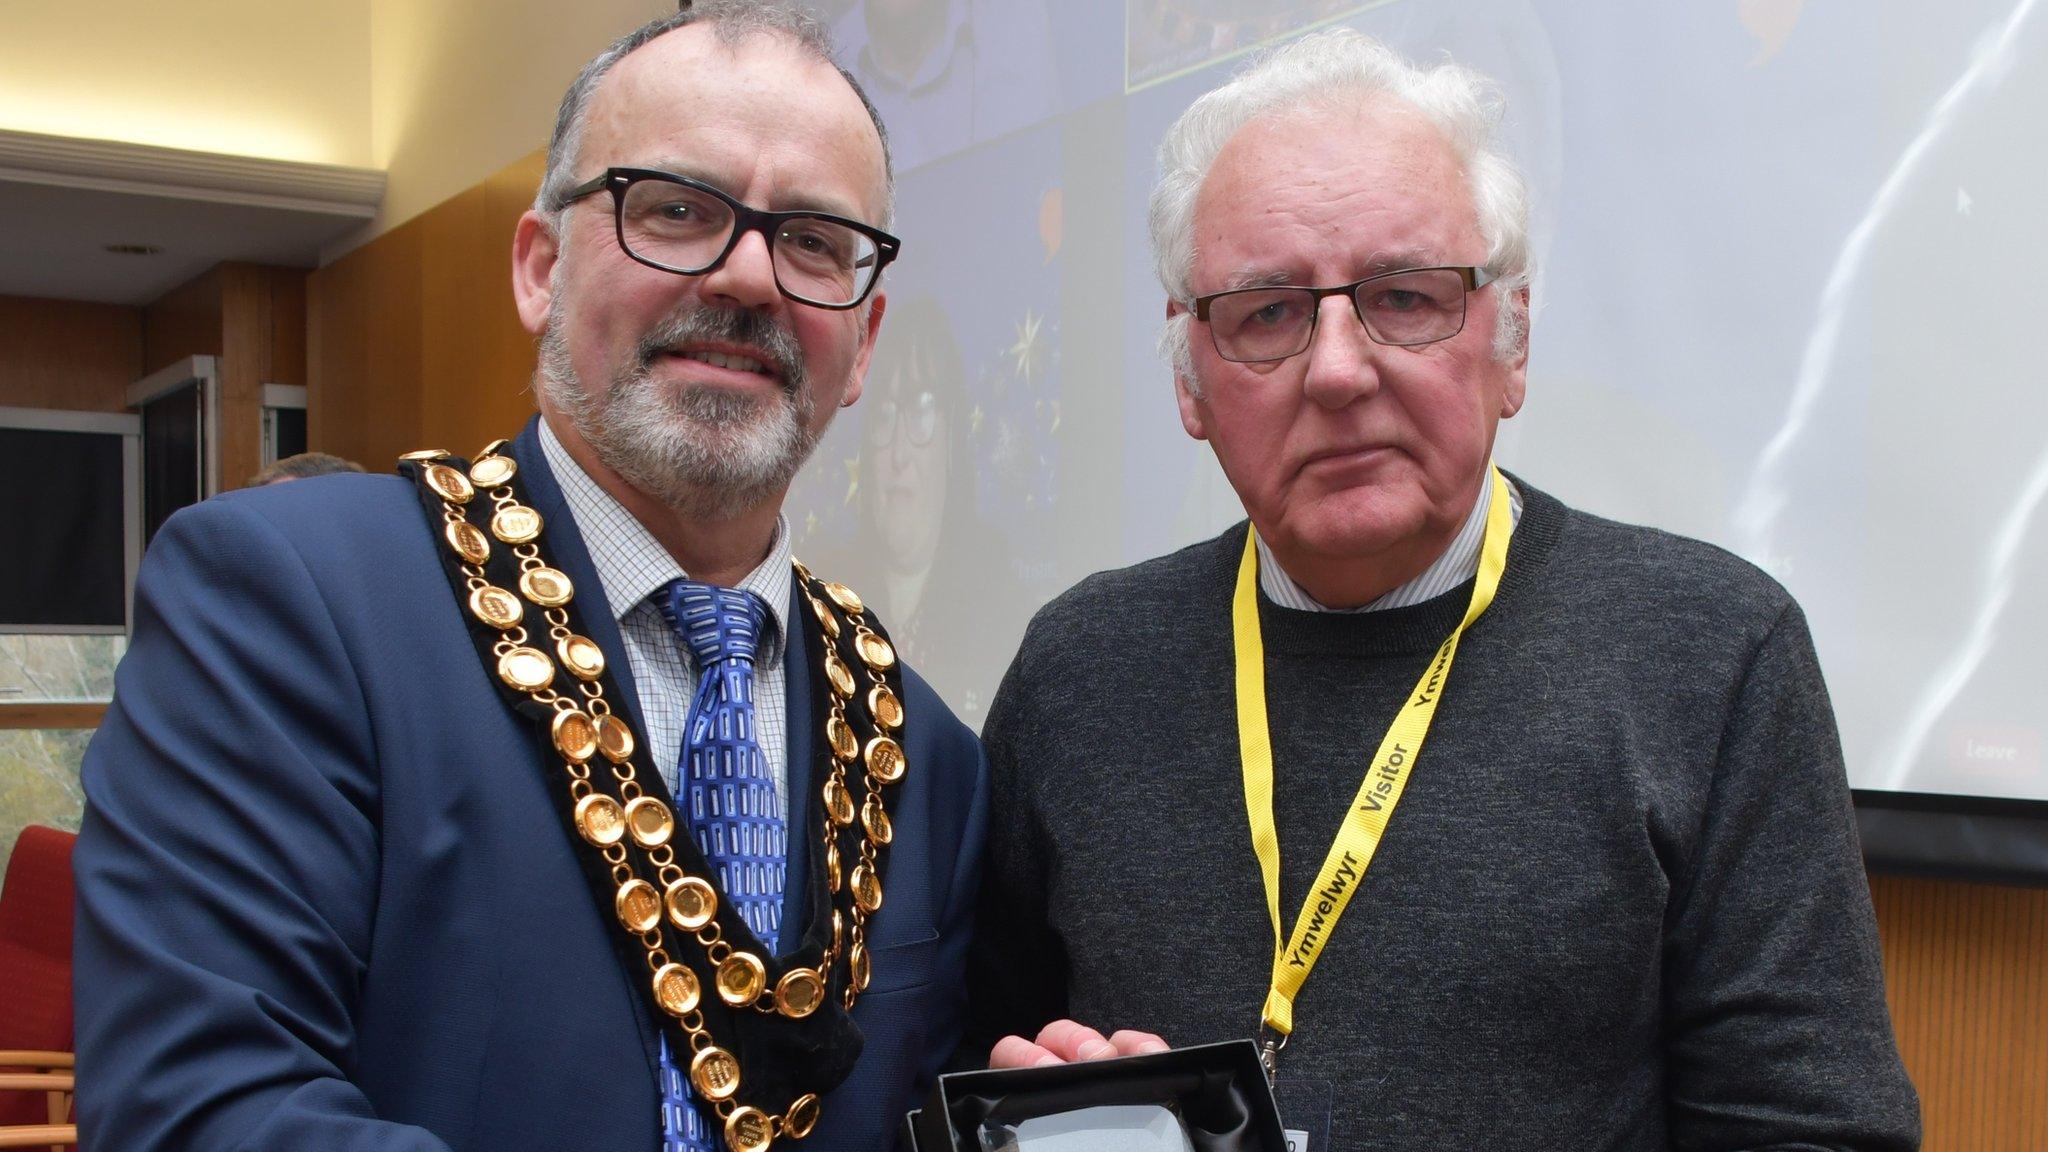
left=775, top=579, right=815, bottom=957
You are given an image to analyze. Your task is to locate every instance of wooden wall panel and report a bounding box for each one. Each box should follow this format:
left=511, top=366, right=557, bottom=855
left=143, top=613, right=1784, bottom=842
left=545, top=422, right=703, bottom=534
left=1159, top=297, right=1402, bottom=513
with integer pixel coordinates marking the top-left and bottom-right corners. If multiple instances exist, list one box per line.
left=266, top=270, right=309, bottom=389
left=0, top=295, right=143, bottom=411
left=419, top=150, right=545, bottom=458
left=308, top=218, right=426, bottom=470
left=241, top=264, right=308, bottom=485
left=142, top=264, right=310, bottom=489
left=1871, top=874, right=2048, bottom=1151
left=142, top=267, right=225, bottom=369
left=310, top=148, right=544, bottom=473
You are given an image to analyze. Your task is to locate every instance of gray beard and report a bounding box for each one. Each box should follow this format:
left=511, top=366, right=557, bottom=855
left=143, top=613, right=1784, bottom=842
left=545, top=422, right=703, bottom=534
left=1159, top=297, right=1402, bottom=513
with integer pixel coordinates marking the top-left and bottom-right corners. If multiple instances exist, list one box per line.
left=537, top=303, right=821, bottom=522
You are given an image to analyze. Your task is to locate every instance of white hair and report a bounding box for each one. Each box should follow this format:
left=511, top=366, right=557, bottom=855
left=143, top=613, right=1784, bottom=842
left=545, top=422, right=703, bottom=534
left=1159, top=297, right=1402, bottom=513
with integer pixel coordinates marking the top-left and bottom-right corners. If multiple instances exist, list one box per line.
left=1149, top=28, right=1533, bottom=387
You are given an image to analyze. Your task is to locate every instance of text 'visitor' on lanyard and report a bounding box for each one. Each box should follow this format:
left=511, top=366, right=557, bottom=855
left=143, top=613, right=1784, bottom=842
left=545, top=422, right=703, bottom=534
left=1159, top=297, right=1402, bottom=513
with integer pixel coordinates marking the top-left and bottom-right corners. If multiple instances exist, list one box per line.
left=1233, top=466, right=1515, bottom=1079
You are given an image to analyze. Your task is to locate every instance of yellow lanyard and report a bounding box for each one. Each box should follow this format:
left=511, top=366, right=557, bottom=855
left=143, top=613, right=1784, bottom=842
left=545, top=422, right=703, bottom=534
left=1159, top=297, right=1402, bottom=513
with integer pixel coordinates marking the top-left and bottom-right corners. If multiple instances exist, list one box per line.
left=1235, top=467, right=1515, bottom=1049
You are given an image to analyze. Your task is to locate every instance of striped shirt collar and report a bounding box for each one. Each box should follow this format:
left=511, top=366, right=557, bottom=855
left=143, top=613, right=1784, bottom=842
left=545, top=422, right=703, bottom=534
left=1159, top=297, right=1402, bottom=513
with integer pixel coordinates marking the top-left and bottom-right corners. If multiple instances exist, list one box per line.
left=538, top=418, right=792, bottom=659
left=1255, top=469, right=1523, bottom=613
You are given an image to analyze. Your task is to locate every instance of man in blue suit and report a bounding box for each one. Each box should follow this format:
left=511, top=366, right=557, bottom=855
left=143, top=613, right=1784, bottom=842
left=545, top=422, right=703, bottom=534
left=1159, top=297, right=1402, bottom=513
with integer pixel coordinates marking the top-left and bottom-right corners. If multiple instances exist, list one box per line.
left=73, top=5, right=986, bottom=1150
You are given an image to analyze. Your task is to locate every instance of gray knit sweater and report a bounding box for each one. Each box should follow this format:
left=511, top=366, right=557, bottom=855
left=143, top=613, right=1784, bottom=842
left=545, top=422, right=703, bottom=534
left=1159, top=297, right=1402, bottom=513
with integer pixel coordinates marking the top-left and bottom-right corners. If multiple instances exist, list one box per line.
left=966, top=484, right=1919, bottom=1151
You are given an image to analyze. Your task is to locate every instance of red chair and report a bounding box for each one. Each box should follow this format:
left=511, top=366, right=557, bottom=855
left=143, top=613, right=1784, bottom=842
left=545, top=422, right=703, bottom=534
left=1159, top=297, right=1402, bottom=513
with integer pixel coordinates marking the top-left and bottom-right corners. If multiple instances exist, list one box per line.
left=0, top=824, right=78, bottom=1149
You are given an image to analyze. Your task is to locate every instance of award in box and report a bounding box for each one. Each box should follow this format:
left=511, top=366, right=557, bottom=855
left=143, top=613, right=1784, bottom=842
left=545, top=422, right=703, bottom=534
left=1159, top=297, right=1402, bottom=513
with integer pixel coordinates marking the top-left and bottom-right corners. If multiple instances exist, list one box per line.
left=905, top=1040, right=1287, bottom=1152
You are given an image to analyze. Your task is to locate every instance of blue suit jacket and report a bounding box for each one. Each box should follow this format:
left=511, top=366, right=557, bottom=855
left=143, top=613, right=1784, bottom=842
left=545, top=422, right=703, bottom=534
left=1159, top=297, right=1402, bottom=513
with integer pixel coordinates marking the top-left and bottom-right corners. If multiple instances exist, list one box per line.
left=74, top=423, right=989, bottom=1151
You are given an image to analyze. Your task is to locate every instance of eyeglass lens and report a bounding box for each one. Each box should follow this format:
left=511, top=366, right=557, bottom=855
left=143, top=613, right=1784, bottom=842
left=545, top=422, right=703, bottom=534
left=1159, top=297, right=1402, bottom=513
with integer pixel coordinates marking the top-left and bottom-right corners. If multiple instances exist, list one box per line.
left=619, top=178, right=881, bottom=306
left=869, top=391, right=939, bottom=448
left=1207, top=267, right=1472, bottom=362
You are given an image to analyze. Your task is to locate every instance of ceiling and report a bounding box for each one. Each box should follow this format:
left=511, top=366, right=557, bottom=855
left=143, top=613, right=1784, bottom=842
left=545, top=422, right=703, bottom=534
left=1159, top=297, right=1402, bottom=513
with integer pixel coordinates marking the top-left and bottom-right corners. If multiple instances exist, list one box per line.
left=0, top=129, right=384, bottom=305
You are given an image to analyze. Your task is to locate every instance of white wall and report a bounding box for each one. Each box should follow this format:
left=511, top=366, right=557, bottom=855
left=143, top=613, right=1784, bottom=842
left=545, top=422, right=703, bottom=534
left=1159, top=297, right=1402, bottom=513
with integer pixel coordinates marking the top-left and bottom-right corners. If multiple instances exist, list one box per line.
left=357, top=0, right=673, bottom=252
left=0, top=0, right=687, bottom=254
left=0, top=1, right=373, bottom=166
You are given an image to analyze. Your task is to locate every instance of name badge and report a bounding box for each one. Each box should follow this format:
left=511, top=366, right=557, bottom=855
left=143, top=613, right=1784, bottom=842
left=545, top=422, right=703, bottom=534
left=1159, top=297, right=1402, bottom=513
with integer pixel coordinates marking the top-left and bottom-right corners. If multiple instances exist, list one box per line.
left=1272, top=1077, right=1332, bottom=1152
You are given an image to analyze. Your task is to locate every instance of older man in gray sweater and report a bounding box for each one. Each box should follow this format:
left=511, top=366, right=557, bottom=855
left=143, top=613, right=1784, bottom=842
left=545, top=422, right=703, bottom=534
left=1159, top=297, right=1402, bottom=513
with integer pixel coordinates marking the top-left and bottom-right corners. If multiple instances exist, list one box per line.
left=964, top=29, right=1919, bottom=1152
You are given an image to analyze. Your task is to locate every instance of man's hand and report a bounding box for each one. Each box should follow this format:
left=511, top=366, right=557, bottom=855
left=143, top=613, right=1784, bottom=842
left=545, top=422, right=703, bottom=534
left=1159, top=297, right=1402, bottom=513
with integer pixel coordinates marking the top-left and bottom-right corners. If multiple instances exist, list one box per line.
left=989, top=1020, right=1170, bottom=1069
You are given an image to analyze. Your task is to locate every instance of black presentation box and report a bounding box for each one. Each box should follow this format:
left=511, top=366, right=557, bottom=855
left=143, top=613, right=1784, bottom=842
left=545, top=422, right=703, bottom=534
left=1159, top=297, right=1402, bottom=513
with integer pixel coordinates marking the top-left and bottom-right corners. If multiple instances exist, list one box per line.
left=905, top=1039, right=1286, bottom=1152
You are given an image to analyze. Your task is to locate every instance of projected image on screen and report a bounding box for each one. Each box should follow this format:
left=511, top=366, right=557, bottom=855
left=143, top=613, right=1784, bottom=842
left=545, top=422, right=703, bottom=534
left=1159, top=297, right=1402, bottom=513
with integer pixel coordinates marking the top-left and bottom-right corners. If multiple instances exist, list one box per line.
left=798, top=294, right=1037, bottom=724
left=831, top=0, right=1060, bottom=173
left=790, top=0, right=2048, bottom=807
left=789, top=121, right=1063, bottom=723
left=1714, top=2, right=2048, bottom=801
left=1125, top=0, right=1387, bottom=92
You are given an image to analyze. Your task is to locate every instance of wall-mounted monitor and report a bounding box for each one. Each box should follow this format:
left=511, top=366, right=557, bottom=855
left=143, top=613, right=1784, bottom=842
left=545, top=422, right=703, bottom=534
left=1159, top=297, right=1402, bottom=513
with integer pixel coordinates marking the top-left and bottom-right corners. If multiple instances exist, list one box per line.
left=0, top=407, right=140, bottom=633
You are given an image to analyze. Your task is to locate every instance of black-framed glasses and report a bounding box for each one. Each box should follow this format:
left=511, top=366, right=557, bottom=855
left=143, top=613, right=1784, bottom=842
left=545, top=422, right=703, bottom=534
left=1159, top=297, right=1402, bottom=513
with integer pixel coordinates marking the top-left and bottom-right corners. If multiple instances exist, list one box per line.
left=556, top=166, right=900, bottom=310
left=1192, top=266, right=1497, bottom=364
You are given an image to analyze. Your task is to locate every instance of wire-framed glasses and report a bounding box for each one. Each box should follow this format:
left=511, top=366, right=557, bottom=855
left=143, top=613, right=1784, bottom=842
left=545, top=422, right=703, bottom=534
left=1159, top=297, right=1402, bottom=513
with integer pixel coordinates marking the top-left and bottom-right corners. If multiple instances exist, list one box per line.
left=1192, top=266, right=1497, bottom=363
left=556, top=166, right=900, bottom=310
left=868, top=390, right=939, bottom=448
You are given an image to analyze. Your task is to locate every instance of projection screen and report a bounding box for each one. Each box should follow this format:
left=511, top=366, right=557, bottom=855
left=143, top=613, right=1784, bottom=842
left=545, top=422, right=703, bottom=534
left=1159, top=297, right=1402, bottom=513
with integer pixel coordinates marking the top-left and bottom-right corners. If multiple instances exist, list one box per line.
left=781, top=0, right=2048, bottom=826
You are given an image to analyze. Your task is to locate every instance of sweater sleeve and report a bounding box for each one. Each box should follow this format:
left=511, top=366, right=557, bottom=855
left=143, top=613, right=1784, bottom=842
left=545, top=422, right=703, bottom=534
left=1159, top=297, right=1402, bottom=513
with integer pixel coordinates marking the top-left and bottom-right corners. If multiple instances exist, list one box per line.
left=953, top=616, right=1072, bottom=1067
left=1662, top=600, right=1921, bottom=1152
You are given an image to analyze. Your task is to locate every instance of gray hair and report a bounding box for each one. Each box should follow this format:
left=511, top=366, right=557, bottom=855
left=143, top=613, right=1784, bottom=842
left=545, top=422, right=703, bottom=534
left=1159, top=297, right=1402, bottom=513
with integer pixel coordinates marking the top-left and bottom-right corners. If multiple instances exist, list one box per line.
left=1149, top=28, right=1532, bottom=386
left=533, top=1, right=894, bottom=228
left=247, top=451, right=364, bottom=487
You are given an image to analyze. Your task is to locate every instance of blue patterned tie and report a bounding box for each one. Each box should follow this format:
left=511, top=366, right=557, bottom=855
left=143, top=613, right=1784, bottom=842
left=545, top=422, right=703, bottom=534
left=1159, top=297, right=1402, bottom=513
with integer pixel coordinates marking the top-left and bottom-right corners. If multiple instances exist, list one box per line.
left=654, top=580, right=786, bottom=1152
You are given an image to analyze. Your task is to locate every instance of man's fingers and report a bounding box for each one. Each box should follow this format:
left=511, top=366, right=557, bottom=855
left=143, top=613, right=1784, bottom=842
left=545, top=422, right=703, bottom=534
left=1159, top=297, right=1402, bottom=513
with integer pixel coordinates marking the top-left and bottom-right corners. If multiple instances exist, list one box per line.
left=1109, top=1029, right=1170, bottom=1056
left=1000, top=1021, right=1168, bottom=1068
left=1035, top=1018, right=1116, bottom=1061
left=990, top=1035, right=1065, bottom=1069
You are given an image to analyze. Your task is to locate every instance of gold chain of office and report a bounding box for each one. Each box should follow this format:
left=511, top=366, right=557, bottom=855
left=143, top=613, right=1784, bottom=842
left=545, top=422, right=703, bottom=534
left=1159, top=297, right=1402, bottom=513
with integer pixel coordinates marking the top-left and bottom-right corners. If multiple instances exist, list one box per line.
left=404, top=440, right=911, bottom=1152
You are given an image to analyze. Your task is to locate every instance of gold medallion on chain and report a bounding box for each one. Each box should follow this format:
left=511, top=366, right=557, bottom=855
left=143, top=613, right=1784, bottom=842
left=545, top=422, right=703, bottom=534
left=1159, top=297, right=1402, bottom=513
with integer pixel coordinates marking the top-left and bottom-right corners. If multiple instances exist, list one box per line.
left=823, top=777, right=855, bottom=826
left=717, top=952, right=768, bottom=1007
left=446, top=521, right=490, bottom=565
left=468, top=454, right=517, bottom=488
left=653, top=962, right=702, bottom=1015
left=520, top=566, right=574, bottom=606
left=867, top=685, right=904, bottom=731
left=863, top=736, right=906, bottom=784
left=849, top=865, right=883, bottom=914
left=573, top=794, right=626, bottom=846
left=594, top=713, right=634, bottom=763
left=615, top=879, right=662, bottom=933
left=725, top=1105, right=774, bottom=1152
left=691, top=1046, right=743, bottom=1101
left=823, top=582, right=864, bottom=615
left=666, top=876, right=718, bottom=930
left=469, top=586, right=524, bottom=630
left=775, top=967, right=825, bottom=1018
left=861, top=798, right=893, bottom=845
left=425, top=463, right=474, bottom=503
left=552, top=710, right=599, bottom=763
left=490, top=503, right=543, bottom=544
left=623, top=796, right=674, bottom=848
left=497, top=647, right=555, bottom=691
left=558, top=634, right=606, bottom=681
left=854, top=631, right=895, bottom=671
